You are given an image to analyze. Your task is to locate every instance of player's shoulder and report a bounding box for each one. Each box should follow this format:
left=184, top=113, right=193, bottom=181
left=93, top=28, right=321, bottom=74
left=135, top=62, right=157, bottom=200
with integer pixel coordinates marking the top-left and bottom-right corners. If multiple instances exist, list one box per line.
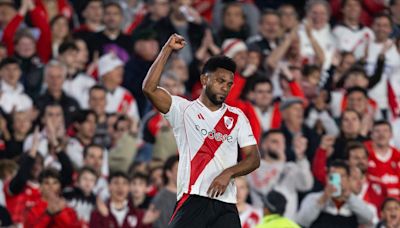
left=226, top=104, right=247, bottom=117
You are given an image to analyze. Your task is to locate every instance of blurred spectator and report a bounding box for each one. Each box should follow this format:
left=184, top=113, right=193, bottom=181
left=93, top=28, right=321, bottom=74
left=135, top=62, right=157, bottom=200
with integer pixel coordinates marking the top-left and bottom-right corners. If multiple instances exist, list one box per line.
left=123, top=29, right=160, bottom=117
left=391, top=0, right=400, bottom=39
left=0, top=43, right=7, bottom=61
left=35, top=60, right=80, bottom=125
left=366, top=121, right=400, bottom=198
left=332, top=0, right=374, bottom=60
left=89, top=172, right=152, bottom=228
left=247, top=9, right=281, bottom=66
left=59, top=41, right=96, bottom=109
left=299, top=0, right=333, bottom=70
left=87, top=2, right=132, bottom=62
left=13, top=30, right=44, bottom=100
left=34, top=0, right=73, bottom=22
left=108, top=115, right=139, bottom=173
left=236, top=176, right=262, bottom=228
left=278, top=4, right=298, bottom=33
left=217, top=3, right=250, bottom=44
left=377, top=198, right=400, bottom=228
left=129, top=172, right=152, bottom=209
left=256, top=190, right=300, bottom=228
left=24, top=168, right=80, bottom=227
left=349, top=166, right=379, bottom=225
left=366, top=14, right=400, bottom=118
left=149, top=155, right=178, bottom=228
left=153, top=0, right=205, bottom=64
left=130, top=0, right=170, bottom=36
left=7, top=127, right=73, bottom=225
left=280, top=97, right=319, bottom=162
left=2, top=0, right=52, bottom=63
left=66, top=110, right=97, bottom=169
left=88, top=85, right=112, bottom=148
left=0, top=159, right=18, bottom=205
left=50, top=15, right=71, bottom=58
left=98, top=53, right=140, bottom=121
left=248, top=130, right=313, bottom=219
left=0, top=57, right=33, bottom=114
left=82, top=144, right=108, bottom=199
left=73, top=0, right=104, bottom=38
left=0, top=111, right=32, bottom=160
left=296, top=160, right=373, bottom=228
left=63, top=166, right=98, bottom=226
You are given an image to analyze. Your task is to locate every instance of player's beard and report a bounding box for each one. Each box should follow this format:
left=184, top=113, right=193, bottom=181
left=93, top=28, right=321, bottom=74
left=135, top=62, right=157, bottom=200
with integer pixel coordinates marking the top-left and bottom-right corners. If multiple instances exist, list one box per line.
left=205, top=86, right=224, bottom=106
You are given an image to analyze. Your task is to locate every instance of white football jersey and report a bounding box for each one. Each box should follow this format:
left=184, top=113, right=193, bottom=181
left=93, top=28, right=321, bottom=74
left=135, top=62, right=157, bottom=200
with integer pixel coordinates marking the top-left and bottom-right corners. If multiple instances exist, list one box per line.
left=106, top=86, right=140, bottom=121
left=164, top=96, right=257, bottom=204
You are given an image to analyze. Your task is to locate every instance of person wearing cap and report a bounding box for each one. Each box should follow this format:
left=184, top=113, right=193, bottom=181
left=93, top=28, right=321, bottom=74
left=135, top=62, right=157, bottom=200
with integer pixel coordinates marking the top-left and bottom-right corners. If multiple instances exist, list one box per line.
left=280, top=96, right=320, bottom=162
left=98, top=53, right=140, bottom=122
left=296, top=160, right=373, bottom=228
left=123, top=29, right=160, bottom=118
left=256, top=190, right=300, bottom=228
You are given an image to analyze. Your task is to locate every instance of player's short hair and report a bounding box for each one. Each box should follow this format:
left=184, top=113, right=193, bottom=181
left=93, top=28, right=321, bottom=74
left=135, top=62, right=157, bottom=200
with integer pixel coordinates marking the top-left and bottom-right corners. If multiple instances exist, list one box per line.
left=201, top=56, right=236, bottom=75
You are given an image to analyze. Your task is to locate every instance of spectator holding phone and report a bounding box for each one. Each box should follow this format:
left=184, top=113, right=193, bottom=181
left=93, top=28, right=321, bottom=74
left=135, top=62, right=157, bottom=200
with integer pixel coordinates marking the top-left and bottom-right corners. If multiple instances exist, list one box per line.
left=296, top=160, right=373, bottom=228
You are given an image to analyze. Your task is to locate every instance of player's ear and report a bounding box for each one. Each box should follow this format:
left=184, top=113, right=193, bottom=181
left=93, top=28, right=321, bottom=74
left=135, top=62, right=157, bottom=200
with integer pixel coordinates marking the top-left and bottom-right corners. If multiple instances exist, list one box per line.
left=200, top=74, right=208, bottom=86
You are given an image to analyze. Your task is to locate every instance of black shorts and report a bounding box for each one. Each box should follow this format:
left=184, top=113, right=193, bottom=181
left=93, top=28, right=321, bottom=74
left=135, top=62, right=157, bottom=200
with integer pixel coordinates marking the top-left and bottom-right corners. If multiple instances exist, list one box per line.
left=168, top=194, right=241, bottom=228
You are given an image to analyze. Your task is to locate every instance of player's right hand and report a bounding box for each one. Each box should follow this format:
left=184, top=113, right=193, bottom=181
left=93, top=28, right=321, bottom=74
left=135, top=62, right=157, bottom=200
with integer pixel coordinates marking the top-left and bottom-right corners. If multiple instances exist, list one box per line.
left=166, top=34, right=186, bottom=51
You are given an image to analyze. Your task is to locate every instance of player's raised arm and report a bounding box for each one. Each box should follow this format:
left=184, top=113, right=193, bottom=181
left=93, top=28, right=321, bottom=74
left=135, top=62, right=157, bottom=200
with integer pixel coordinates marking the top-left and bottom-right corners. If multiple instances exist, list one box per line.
left=142, top=34, right=186, bottom=114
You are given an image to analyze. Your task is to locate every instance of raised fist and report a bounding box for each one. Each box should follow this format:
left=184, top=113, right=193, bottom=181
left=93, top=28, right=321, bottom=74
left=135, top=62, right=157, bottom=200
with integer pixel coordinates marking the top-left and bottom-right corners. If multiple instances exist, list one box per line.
left=165, top=34, right=186, bottom=51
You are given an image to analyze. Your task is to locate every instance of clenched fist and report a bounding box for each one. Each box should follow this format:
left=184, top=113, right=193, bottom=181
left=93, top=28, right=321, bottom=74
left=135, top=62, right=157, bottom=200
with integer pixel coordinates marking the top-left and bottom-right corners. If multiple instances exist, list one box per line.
left=165, top=34, right=186, bottom=51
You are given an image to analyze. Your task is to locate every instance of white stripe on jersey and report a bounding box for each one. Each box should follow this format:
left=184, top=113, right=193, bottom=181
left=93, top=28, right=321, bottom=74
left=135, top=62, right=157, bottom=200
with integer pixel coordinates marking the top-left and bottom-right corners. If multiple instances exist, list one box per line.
left=164, top=96, right=257, bottom=204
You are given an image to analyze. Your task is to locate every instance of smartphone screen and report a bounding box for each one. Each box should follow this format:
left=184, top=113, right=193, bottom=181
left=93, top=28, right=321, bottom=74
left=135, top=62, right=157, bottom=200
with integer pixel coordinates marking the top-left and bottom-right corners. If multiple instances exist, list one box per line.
left=329, top=173, right=341, bottom=197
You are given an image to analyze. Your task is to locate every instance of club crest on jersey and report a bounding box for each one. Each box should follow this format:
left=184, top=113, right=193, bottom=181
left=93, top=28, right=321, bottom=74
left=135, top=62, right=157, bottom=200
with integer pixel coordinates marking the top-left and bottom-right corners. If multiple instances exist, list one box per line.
left=224, top=116, right=234, bottom=129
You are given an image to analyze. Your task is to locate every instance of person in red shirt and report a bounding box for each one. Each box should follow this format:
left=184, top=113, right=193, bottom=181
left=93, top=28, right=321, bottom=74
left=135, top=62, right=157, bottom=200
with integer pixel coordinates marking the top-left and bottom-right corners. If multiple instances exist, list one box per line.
left=4, top=127, right=73, bottom=225
left=24, top=168, right=80, bottom=227
left=89, top=172, right=153, bottom=228
left=365, top=120, right=400, bottom=198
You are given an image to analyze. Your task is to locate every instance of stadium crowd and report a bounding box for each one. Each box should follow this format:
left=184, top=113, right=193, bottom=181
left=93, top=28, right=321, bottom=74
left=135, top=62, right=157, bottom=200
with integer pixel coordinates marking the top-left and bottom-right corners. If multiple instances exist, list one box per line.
left=0, top=0, right=400, bottom=227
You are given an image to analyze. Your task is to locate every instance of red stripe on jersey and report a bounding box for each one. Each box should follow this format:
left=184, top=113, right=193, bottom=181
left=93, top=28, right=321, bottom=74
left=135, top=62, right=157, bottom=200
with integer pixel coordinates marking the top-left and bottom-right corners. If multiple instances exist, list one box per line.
left=169, top=108, right=239, bottom=223
left=117, top=91, right=134, bottom=112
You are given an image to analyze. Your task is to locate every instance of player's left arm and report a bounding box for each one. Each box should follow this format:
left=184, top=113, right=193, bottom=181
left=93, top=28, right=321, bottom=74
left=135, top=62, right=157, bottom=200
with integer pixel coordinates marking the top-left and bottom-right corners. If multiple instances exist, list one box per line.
left=207, top=145, right=260, bottom=198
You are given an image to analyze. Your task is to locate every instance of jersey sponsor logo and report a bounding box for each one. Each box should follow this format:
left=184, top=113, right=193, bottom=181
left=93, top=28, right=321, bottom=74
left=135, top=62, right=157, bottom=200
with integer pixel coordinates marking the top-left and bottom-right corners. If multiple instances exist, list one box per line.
left=381, top=174, right=399, bottom=184
left=195, top=125, right=233, bottom=143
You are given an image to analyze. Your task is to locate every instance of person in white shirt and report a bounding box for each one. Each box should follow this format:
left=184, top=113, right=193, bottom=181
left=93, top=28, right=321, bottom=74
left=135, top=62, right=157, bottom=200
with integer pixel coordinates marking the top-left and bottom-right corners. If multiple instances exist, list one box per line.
left=332, top=0, right=374, bottom=60
left=98, top=53, right=140, bottom=122
left=0, top=57, right=33, bottom=113
left=58, top=41, right=96, bottom=109
left=247, top=129, right=313, bottom=220
left=236, top=176, right=263, bottom=228
left=298, top=0, right=334, bottom=70
left=143, top=34, right=260, bottom=227
left=366, top=14, right=400, bottom=116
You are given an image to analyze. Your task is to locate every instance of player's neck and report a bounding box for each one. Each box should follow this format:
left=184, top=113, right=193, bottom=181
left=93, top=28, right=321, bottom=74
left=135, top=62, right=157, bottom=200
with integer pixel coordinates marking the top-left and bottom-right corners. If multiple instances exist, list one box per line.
left=199, top=93, right=223, bottom=112
left=373, top=143, right=390, bottom=154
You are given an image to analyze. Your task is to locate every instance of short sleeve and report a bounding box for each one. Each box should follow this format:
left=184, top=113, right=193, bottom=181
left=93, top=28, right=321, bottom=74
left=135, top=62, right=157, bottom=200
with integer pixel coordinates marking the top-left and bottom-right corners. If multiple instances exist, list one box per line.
left=237, top=112, right=257, bottom=148
left=163, top=96, right=190, bottom=128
